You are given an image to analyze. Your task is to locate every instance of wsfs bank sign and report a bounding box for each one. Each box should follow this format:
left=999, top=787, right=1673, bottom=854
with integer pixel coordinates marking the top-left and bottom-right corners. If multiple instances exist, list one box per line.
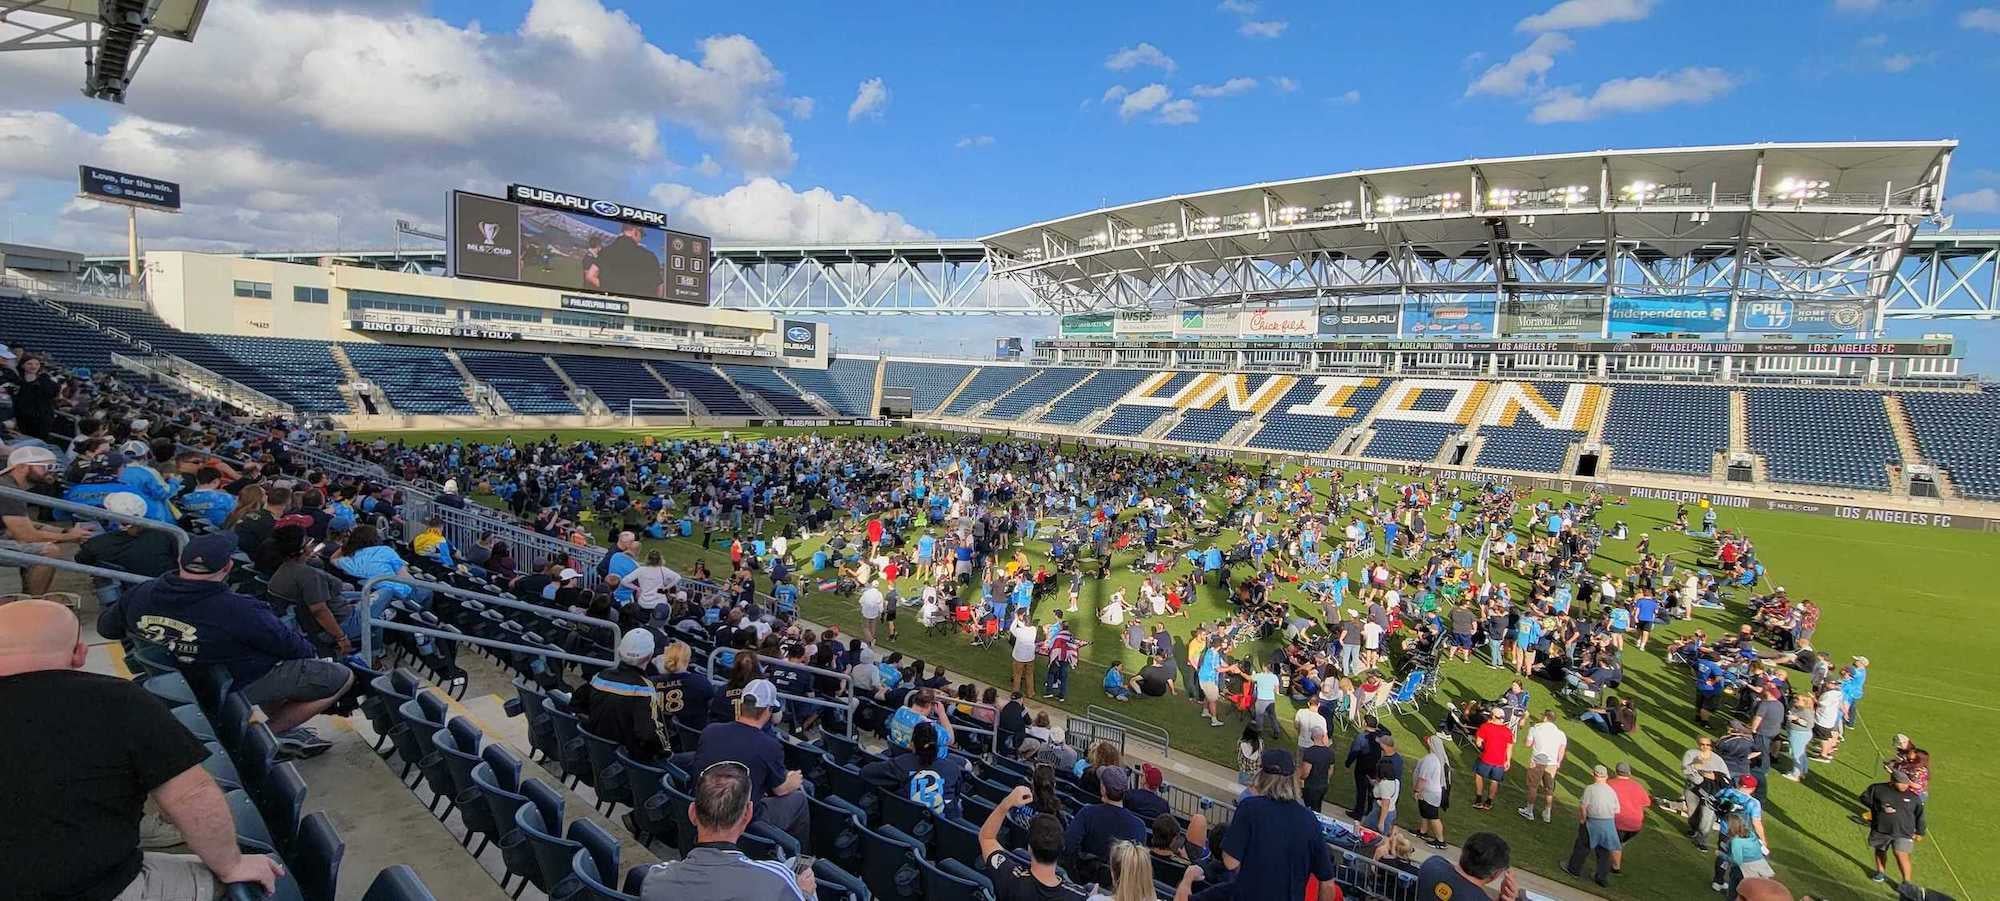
left=508, top=184, right=668, bottom=228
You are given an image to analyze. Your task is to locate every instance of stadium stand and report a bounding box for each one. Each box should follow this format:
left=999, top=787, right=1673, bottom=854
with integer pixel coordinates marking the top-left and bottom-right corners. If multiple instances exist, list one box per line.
left=1473, top=383, right=1592, bottom=473
left=1092, top=404, right=1174, bottom=436
left=342, top=344, right=476, bottom=415
left=981, top=367, right=1091, bottom=420
left=942, top=366, right=1037, bottom=415
left=1901, top=386, right=2000, bottom=500
left=718, top=365, right=819, bottom=416
left=1364, top=421, right=1462, bottom=461
left=1600, top=383, right=1730, bottom=476
left=73, top=303, right=351, bottom=412
left=1246, top=378, right=1391, bottom=454
left=1746, top=388, right=1900, bottom=490
left=456, top=350, right=581, bottom=414
left=0, top=295, right=127, bottom=370
left=1040, top=369, right=1155, bottom=425
left=653, top=361, right=756, bottom=416
left=882, top=359, right=976, bottom=413
left=780, top=358, right=877, bottom=416
left=550, top=354, right=674, bottom=413
left=1165, top=408, right=1251, bottom=443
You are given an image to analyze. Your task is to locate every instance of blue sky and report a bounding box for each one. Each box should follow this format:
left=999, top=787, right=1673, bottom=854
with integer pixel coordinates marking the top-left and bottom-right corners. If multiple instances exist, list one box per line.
left=3, top=0, right=1998, bottom=362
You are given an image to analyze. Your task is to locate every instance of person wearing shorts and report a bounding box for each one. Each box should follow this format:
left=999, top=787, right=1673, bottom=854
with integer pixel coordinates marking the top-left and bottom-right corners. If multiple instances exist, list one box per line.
left=1861, top=772, right=1923, bottom=886
left=1470, top=711, right=1512, bottom=810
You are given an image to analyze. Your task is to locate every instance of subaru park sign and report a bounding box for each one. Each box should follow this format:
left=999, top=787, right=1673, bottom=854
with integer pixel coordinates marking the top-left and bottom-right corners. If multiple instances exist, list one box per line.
left=508, top=183, right=668, bottom=228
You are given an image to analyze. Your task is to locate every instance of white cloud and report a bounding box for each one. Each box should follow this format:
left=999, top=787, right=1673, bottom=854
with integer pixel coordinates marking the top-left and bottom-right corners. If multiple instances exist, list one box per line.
left=1105, top=42, right=1176, bottom=73
left=1217, top=0, right=1258, bottom=13
left=1118, top=83, right=1173, bottom=120
left=1467, top=33, right=1573, bottom=97
left=1102, top=84, right=1131, bottom=103
left=847, top=77, right=890, bottom=122
left=1239, top=20, right=1288, bottom=38
left=693, top=155, right=723, bottom=177
left=648, top=177, right=928, bottom=244
left=1330, top=89, right=1362, bottom=105
left=1879, top=52, right=1932, bottom=72
left=1518, top=0, right=1655, bottom=31
left=1191, top=77, right=1259, bottom=98
left=1947, top=188, right=2000, bottom=214
left=955, top=135, right=996, bottom=149
left=1858, top=32, right=1889, bottom=46
left=783, top=96, right=815, bottom=119
left=1156, top=99, right=1200, bottom=125
left=1270, top=76, right=1300, bottom=92
left=1962, top=8, right=2000, bottom=32
left=1530, top=67, right=1737, bottom=122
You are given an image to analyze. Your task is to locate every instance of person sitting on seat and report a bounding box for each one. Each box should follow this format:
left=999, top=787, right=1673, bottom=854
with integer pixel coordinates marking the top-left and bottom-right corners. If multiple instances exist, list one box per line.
left=635, top=761, right=810, bottom=901
left=571, top=628, right=665, bottom=761
left=689, top=678, right=810, bottom=848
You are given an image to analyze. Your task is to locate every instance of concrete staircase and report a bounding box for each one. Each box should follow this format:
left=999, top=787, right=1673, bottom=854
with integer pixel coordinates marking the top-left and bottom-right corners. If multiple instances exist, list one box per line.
left=641, top=362, right=707, bottom=416
left=774, top=368, right=839, bottom=416
left=1021, top=372, right=1098, bottom=424
left=445, top=350, right=511, bottom=416
left=1882, top=394, right=1926, bottom=467
left=330, top=345, right=395, bottom=416
left=1141, top=408, right=1187, bottom=439
left=1585, top=385, right=1614, bottom=444
left=869, top=356, right=887, bottom=415
left=542, top=356, right=607, bottom=415
left=1727, top=389, right=1750, bottom=455
left=709, top=364, right=778, bottom=417
left=933, top=366, right=983, bottom=415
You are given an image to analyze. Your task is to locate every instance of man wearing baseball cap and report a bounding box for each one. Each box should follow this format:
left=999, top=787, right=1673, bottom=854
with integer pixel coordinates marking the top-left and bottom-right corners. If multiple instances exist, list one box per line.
left=571, top=628, right=664, bottom=761
left=0, top=445, right=95, bottom=595
left=108, top=532, right=354, bottom=756
left=1062, top=762, right=1146, bottom=885
left=1216, top=748, right=1339, bottom=900
left=75, top=492, right=179, bottom=606
left=689, top=678, right=809, bottom=847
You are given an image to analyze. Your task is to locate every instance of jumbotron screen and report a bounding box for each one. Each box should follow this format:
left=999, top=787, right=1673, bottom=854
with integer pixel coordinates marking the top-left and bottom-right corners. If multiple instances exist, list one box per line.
left=447, top=186, right=710, bottom=306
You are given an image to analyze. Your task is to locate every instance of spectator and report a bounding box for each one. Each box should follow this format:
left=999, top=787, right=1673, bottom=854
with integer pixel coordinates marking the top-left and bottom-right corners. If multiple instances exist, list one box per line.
left=1562, top=764, right=1622, bottom=888
left=636, top=762, right=808, bottom=901
left=864, top=721, right=966, bottom=818
left=331, top=523, right=432, bottom=647
left=1520, top=710, right=1568, bottom=823
left=1414, top=731, right=1452, bottom=850
left=0, top=599, right=285, bottom=899
left=1416, top=832, right=1516, bottom=900
left=571, top=629, right=665, bottom=761
left=1606, top=761, right=1651, bottom=871
left=1064, top=764, right=1148, bottom=882
left=260, top=524, right=358, bottom=659
left=1861, top=769, right=1925, bottom=886
left=76, top=491, right=178, bottom=604
left=689, top=679, right=809, bottom=847
left=653, top=640, right=714, bottom=746
left=1215, top=749, right=1339, bottom=901
left=1, top=445, right=93, bottom=595
left=1344, top=714, right=1391, bottom=817
left=979, top=785, right=1089, bottom=900
left=1470, top=707, right=1514, bottom=811
left=1137, top=653, right=1175, bottom=698
left=1124, top=764, right=1172, bottom=823
left=229, top=483, right=291, bottom=560
left=110, top=533, right=353, bottom=751
left=1298, top=724, right=1335, bottom=814
left=179, top=466, right=237, bottom=529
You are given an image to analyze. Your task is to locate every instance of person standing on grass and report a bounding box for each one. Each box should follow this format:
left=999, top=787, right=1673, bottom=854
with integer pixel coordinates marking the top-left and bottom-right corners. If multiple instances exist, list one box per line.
left=1044, top=615, right=1083, bottom=701
left=1519, top=710, right=1567, bottom=824
left=1008, top=609, right=1040, bottom=696
left=1196, top=633, right=1225, bottom=727
left=1250, top=657, right=1282, bottom=739
left=1562, top=764, right=1622, bottom=889
left=1413, top=731, right=1452, bottom=849
left=1298, top=725, right=1335, bottom=814
left=1471, top=707, right=1513, bottom=811
left=1605, top=762, right=1649, bottom=873
left=858, top=578, right=884, bottom=644
left=1861, top=769, right=1924, bottom=887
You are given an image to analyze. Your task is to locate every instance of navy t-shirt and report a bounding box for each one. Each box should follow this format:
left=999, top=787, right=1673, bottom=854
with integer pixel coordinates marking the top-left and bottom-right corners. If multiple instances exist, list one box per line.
left=1062, top=802, right=1147, bottom=862
left=690, top=721, right=787, bottom=799
left=1215, top=795, right=1335, bottom=901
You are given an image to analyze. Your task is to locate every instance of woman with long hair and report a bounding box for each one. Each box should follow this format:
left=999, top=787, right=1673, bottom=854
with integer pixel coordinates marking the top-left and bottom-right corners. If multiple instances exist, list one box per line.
left=1092, top=840, right=1157, bottom=901
left=331, top=522, right=433, bottom=650
left=222, top=484, right=267, bottom=529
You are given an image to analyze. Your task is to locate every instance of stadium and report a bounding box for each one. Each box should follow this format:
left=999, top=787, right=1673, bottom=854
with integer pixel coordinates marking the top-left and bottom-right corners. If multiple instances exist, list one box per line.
left=3, top=4, right=1999, bottom=901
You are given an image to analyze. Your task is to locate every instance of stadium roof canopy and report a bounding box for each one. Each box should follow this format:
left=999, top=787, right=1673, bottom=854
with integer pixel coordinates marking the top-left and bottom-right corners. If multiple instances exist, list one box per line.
left=0, top=0, right=209, bottom=102
left=980, top=141, right=1958, bottom=313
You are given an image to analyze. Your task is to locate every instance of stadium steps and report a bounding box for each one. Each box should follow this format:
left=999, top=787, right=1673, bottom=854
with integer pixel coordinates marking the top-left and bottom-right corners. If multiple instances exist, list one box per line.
left=772, top=368, right=839, bottom=416
left=1882, top=394, right=1928, bottom=467
left=541, top=357, right=607, bottom=415
left=328, top=345, right=386, bottom=416
left=1140, top=407, right=1186, bottom=439
left=1728, top=389, right=1750, bottom=454
left=706, top=364, right=777, bottom=417
left=933, top=366, right=983, bottom=414
left=445, top=350, right=509, bottom=416
left=869, top=356, right=886, bottom=414
left=1217, top=415, right=1261, bottom=447
left=1074, top=406, right=1117, bottom=432
left=1585, top=384, right=1615, bottom=443
left=1450, top=382, right=1506, bottom=466
left=640, top=361, right=705, bottom=416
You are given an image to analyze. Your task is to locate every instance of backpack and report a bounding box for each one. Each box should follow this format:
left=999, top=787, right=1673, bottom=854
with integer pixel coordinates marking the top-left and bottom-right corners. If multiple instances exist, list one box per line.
left=907, top=767, right=945, bottom=813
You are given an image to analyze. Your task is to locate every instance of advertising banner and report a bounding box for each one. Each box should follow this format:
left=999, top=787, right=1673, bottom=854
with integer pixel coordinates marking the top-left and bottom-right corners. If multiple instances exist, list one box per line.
left=78, top=165, right=182, bottom=211
left=1060, top=313, right=1114, bottom=337
left=1316, top=303, right=1401, bottom=337
left=350, top=319, right=520, bottom=341
left=1608, top=294, right=1731, bottom=336
left=561, top=295, right=630, bottom=314
left=994, top=337, right=1024, bottom=359
left=782, top=320, right=818, bottom=358
left=1114, top=310, right=1173, bottom=336
left=1405, top=300, right=1496, bottom=337
left=1178, top=308, right=1240, bottom=336
left=1736, top=297, right=1873, bottom=335
left=1501, top=297, right=1604, bottom=336
left=1241, top=308, right=1317, bottom=337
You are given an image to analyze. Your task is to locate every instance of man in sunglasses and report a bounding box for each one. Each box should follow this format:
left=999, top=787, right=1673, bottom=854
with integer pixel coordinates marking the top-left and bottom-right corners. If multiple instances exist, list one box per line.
left=636, top=762, right=809, bottom=900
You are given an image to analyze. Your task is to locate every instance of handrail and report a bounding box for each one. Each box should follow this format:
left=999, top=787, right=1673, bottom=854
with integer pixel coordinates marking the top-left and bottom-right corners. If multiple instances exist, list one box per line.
left=371, top=619, right=615, bottom=670
left=0, top=483, right=191, bottom=552
left=355, top=574, right=622, bottom=665
left=0, top=547, right=159, bottom=585
left=1084, top=704, right=1173, bottom=758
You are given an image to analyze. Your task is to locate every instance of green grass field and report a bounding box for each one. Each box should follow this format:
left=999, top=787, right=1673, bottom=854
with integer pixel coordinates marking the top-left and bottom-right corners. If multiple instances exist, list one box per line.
left=354, top=425, right=1998, bottom=900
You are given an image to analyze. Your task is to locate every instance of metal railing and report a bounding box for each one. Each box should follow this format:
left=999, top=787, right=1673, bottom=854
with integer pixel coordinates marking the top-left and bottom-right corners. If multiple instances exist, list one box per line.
left=0, top=548, right=157, bottom=586
left=0, top=484, right=191, bottom=552
left=402, top=496, right=605, bottom=588
left=112, top=352, right=295, bottom=418
left=701, top=647, right=859, bottom=739
left=356, top=575, right=621, bottom=669
left=1083, top=704, right=1172, bottom=758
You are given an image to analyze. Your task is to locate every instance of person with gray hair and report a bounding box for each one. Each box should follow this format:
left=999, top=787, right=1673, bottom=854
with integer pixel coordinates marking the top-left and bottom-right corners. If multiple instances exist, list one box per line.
left=1217, top=749, right=1339, bottom=900
left=636, top=762, right=808, bottom=900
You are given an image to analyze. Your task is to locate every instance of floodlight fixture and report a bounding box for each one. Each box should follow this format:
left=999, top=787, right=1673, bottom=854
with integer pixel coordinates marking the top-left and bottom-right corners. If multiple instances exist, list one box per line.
left=1222, top=211, right=1262, bottom=230
left=1771, top=177, right=1831, bottom=203
left=1143, top=223, right=1180, bottom=240
left=1189, top=215, right=1223, bottom=234
left=1274, top=205, right=1309, bottom=225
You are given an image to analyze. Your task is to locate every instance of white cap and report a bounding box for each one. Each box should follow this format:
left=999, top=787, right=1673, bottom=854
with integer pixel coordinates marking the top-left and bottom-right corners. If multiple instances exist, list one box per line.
left=102, top=492, right=147, bottom=517
left=616, top=628, right=656, bottom=664
left=129, top=418, right=150, bottom=432
left=740, top=678, right=781, bottom=710
left=558, top=567, right=581, bottom=581
left=4, top=445, right=57, bottom=472
left=119, top=439, right=151, bottom=460
left=0, top=344, right=15, bottom=361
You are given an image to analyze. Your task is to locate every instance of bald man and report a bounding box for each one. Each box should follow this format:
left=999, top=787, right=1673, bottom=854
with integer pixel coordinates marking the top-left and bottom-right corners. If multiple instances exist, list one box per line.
left=0, top=599, right=284, bottom=900
left=1734, top=876, right=1794, bottom=901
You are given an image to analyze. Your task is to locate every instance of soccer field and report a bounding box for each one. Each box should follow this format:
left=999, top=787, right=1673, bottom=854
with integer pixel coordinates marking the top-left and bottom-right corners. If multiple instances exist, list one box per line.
left=357, top=425, right=1998, bottom=900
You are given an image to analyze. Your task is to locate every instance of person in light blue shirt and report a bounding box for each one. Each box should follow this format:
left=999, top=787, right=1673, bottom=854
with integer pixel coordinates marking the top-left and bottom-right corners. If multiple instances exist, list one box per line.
left=606, top=531, right=641, bottom=606
left=916, top=532, right=935, bottom=565
left=178, top=466, right=237, bottom=528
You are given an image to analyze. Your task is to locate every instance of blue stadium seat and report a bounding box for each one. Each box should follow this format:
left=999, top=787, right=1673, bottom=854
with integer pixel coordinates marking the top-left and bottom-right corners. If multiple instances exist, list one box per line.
left=1601, top=383, right=1729, bottom=475
left=1746, top=388, right=1898, bottom=490
left=1365, top=421, right=1460, bottom=461
left=883, top=360, right=976, bottom=413
left=1901, top=386, right=2000, bottom=499
left=458, top=350, right=580, bottom=413
left=343, top=344, right=474, bottom=414
left=942, top=367, right=1037, bottom=414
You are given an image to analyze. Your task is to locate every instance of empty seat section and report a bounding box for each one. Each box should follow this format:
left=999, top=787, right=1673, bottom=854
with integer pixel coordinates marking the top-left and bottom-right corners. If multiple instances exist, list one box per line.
left=982, top=368, right=1090, bottom=420
left=457, top=350, right=578, bottom=414
left=1365, top=421, right=1459, bottom=461
left=883, top=360, right=975, bottom=413
left=942, top=367, right=1035, bottom=414
left=343, top=344, right=474, bottom=414
left=719, top=366, right=818, bottom=415
left=654, top=362, right=755, bottom=415
left=1474, top=381, right=1584, bottom=473
left=1746, top=388, right=1898, bottom=490
left=0, top=296, right=128, bottom=370
left=1901, top=386, right=2000, bottom=500
left=778, top=359, right=876, bottom=416
left=552, top=354, right=673, bottom=412
left=1041, top=369, right=1154, bottom=424
left=1165, top=408, right=1250, bottom=443
left=78, top=304, right=349, bottom=412
left=1600, top=384, right=1729, bottom=475
left=1247, top=378, right=1391, bottom=453
left=1092, top=405, right=1172, bottom=436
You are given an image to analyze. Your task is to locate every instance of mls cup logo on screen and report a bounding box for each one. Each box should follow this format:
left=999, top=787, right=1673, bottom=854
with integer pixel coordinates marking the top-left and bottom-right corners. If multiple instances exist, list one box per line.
left=479, top=222, right=499, bottom=244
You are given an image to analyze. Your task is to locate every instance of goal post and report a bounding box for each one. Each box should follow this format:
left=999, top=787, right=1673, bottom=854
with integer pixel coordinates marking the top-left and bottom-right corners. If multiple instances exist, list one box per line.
left=627, top=398, right=692, bottom=426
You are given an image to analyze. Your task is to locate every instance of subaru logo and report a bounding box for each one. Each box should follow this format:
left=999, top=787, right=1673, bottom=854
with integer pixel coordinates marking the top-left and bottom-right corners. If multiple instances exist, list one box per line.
left=590, top=199, right=621, bottom=217
left=786, top=326, right=813, bottom=342
left=103, top=184, right=123, bottom=196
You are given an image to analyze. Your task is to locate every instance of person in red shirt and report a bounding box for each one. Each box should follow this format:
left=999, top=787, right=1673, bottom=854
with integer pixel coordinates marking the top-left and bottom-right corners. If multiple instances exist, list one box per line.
left=1471, top=708, right=1514, bottom=810
left=1607, top=761, right=1651, bottom=872
left=866, top=517, right=885, bottom=550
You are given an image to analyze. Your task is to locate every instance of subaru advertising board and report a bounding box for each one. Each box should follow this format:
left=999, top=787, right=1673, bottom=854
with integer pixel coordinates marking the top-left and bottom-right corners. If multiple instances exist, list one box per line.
left=1316, top=303, right=1400, bottom=337
left=1405, top=300, right=1496, bottom=337
left=1607, top=294, right=1732, bottom=336
left=1736, top=298, right=1873, bottom=335
left=782, top=320, right=818, bottom=357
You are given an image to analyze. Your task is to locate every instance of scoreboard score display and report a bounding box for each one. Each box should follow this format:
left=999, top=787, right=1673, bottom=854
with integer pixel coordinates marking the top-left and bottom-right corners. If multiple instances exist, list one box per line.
left=447, top=185, right=711, bottom=306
